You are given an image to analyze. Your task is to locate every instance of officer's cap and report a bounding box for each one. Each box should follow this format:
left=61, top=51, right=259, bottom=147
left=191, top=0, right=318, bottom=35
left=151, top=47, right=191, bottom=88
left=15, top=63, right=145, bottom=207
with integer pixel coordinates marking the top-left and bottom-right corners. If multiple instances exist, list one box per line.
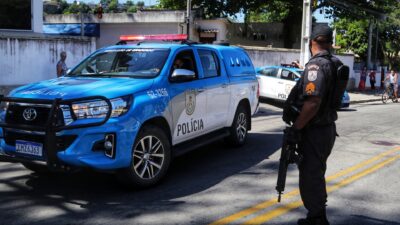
left=311, top=24, right=333, bottom=43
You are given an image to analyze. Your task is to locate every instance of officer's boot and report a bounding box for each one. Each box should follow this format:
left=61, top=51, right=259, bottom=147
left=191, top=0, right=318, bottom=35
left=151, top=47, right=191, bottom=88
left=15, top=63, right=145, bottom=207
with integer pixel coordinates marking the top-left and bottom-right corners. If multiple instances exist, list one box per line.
left=297, top=216, right=330, bottom=225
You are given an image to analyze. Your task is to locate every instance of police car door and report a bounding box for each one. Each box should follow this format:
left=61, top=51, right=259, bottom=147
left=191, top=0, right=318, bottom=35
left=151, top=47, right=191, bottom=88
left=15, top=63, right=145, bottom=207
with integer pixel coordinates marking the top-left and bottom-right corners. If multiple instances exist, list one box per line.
left=196, top=48, right=230, bottom=130
left=168, top=49, right=208, bottom=145
left=278, top=69, right=297, bottom=100
left=257, top=67, right=280, bottom=99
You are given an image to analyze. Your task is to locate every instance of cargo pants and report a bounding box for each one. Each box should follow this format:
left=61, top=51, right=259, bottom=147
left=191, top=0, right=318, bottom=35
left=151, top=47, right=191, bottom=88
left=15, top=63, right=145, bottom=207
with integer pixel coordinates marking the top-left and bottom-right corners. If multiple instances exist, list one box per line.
left=298, top=123, right=336, bottom=218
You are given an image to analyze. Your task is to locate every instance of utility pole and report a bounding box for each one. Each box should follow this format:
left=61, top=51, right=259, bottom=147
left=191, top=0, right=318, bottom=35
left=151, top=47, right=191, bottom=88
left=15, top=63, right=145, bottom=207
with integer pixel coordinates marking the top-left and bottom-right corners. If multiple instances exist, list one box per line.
left=77, top=1, right=84, bottom=37
left=300, top=0, right=312, bottom=67
left=186, top=0, right=191, bottom=39
left=367, top=20, right=373, bottom=69
left=374, top=21, right=379, bottom=69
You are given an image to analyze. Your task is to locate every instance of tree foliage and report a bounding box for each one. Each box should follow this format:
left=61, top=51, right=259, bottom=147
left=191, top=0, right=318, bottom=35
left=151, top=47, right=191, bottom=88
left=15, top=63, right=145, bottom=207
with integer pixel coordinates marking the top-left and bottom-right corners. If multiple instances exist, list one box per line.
left=63, top=1, right=92, bottom=14
left=245, top=0, right=302, bottom=48
left=44, top=0, right=69, bottom=14
left=325, top=0, right=400, bottom=67
left=157, top=0, right=303, bottom=48
left=107, top=0, right=119, bottom=13
left=334, top=19, right=369, bottom=59
left=248, top=1, right=292, bottom=22
left=157, top=0, right=261, bottom=19
left=158, top=0, right=186, bottom=10
left=378, top=1, right=400, bottom=68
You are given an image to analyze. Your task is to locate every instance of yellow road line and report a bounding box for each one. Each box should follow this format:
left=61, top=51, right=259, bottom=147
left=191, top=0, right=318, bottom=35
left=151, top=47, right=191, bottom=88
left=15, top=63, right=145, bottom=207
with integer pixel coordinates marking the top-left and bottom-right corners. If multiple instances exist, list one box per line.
left=241, top=154, right=400, bottom=225
left=326, top=147, right=399, bottom=182
left=209, top=147, right=400, bottom=225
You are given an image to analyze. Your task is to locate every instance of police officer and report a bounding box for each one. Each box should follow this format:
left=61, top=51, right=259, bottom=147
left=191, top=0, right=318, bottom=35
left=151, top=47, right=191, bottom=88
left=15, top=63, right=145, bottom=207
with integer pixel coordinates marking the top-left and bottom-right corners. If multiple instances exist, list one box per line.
left=283, top=24, right=343, bottom=225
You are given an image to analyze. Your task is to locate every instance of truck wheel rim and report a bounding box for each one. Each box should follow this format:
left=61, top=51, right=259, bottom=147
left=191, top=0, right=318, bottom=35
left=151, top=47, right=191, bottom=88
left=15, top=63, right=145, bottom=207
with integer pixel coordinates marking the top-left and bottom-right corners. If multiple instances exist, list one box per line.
left=133, top=135, right=165, bottom=180
left=236, top=113, right=247, bottom=142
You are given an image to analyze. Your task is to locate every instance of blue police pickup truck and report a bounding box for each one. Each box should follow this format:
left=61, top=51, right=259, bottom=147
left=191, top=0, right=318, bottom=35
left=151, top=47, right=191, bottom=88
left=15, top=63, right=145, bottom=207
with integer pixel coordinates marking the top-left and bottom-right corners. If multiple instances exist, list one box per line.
left=0, top=34, right=259, bottom=187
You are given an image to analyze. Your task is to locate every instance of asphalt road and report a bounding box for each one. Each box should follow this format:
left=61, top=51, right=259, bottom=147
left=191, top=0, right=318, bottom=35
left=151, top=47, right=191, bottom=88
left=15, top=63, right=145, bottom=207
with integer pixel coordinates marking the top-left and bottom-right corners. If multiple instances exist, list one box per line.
left=0, top=100, right=399, bottom=225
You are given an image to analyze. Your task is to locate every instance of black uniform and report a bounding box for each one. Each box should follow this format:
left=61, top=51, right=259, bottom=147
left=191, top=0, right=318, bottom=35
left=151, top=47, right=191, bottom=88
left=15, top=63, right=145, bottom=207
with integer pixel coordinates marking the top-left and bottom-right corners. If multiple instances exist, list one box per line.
left=295, top=50, right=342, bottom=219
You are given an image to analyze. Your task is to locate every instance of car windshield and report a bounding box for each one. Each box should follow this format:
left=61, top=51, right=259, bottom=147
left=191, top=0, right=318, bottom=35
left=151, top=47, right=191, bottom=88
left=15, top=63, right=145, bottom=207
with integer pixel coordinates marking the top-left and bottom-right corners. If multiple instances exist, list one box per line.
left=68, top=48, right=170, bottom=78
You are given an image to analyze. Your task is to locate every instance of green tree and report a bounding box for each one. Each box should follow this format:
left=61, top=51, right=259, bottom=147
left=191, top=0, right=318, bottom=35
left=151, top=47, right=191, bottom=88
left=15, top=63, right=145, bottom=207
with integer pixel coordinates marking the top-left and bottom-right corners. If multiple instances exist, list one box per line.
left=244, top=0, right=302, bottom=48
left=158, top=0, right=186, bottom=10
left=44, top=0, right=69, bottom=14
left=334, top=19, right=369, bottom=60
left=323, top=0, right=400, bottom=67
left=126, top=0, right=134, bottom=7
left=378, top=1, right=400, bottom=68
left=108, top=0, right=119, bottom=13
left=157, top=0, right=302, bottom=48
left=63, top=1, right=92, bottom=14
left=127, top=5, right=138, bottom=13
left=137, top=1, right=145, bottom=7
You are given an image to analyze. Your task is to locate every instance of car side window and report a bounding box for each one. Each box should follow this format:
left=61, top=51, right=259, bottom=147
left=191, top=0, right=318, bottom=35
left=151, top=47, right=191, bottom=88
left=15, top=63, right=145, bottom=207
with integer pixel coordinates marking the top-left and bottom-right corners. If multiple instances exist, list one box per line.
left=281, top=70, right=295, bottom=81
left=82, top=52, right=117, bottom=74
left=171, top=50, right=198, bottom=79
left=260, top=68, right=278, bottom=77
left=198, top=49, right=220, bottom=78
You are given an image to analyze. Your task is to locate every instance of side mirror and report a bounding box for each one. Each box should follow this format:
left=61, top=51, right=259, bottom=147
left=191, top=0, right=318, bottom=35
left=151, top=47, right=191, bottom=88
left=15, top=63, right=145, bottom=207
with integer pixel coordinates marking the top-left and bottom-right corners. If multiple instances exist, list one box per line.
left=170, top=69, right=196, bottom=82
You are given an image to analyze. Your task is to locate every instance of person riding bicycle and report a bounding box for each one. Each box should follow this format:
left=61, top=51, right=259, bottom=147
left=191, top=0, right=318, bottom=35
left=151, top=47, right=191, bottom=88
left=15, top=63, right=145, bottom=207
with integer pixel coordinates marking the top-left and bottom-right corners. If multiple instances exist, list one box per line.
left=384, top=69, right=398, bottom=102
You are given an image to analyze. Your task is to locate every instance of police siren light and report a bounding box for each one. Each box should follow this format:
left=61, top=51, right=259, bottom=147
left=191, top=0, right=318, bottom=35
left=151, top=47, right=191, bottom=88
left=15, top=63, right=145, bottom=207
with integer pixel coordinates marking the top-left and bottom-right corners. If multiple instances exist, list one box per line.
left=119, top=34, right=188, bottom=41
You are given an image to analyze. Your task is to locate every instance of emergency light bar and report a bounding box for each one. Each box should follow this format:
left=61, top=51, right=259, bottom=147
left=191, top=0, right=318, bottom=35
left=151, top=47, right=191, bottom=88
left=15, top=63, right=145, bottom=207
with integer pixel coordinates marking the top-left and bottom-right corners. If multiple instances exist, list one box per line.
left=120, top=34, right=188, bottom=41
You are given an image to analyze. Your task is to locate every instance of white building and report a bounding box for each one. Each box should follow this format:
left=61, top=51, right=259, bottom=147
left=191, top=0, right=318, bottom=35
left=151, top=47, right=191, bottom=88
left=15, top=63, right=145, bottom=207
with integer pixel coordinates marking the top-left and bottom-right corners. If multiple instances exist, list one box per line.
left=0, top=0, right=95, bottom=92
left=44, top=11, right=230, bottom=48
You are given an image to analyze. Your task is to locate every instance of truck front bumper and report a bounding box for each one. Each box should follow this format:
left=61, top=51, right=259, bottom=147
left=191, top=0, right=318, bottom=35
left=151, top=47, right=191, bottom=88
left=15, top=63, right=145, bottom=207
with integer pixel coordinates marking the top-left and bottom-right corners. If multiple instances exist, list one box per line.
left=0, top=95, right=140, bottom=171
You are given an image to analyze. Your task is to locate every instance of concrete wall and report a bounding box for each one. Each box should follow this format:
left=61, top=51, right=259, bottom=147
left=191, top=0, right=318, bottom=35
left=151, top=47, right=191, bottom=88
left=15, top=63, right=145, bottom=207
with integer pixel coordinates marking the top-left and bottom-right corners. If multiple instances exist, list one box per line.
left=0, top=33, right=95, bottom=86
left=228, top=23, right=301, bottom=49
left=44, top=12, right=188, bottom=48
left=242, top=46, right=301, bottom=68
left=98, top=23, right=182, bottom=48
left=194, top=19, right=229, bottom=42
left=44, top=12, right=186, bottom=24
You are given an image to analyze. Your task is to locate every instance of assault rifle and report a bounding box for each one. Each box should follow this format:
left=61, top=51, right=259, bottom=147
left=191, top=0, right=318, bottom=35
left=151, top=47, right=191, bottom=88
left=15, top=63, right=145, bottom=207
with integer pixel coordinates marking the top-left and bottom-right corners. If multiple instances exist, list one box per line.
left=276, top=127, right=303, bottom=202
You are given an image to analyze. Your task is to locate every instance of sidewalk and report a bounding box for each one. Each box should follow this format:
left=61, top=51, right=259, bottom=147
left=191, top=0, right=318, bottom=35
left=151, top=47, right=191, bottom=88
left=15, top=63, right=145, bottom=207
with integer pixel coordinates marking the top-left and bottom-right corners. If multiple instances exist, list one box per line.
left=348, top=89, right=383, bottom=104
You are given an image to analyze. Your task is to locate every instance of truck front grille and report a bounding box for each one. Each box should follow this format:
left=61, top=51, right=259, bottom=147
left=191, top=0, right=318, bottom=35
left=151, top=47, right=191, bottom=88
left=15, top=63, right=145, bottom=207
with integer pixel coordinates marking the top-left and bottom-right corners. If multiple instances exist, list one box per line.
left=4, top=130, right=77, bottom=152
left=5, top=104, right=65, bottom=127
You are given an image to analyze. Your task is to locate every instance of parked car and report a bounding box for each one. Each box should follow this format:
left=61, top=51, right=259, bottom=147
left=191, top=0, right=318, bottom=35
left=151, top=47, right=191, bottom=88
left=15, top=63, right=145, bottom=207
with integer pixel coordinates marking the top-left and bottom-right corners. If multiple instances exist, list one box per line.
left=256, top=65, right=350, bottom=108
left=256, top=65, right=302, bottom=100
left=0, top=34, right=259, bottom=187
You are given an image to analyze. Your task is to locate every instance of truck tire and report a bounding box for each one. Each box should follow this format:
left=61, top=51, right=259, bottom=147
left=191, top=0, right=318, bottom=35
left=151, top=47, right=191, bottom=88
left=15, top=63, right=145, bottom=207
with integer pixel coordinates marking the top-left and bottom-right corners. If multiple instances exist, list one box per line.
left=117, top=125, right=171, bottom=188
left=21, top=162, right=50, bottom=174
left=226, top=104, right=249, bottom=147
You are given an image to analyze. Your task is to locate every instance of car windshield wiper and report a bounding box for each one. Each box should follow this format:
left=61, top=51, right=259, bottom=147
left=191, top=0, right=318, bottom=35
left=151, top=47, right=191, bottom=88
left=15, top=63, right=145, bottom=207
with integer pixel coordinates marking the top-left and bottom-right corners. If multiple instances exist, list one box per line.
left=68, top=71, right=156, bottom=79
left=68, top=72, right=116, bottom=78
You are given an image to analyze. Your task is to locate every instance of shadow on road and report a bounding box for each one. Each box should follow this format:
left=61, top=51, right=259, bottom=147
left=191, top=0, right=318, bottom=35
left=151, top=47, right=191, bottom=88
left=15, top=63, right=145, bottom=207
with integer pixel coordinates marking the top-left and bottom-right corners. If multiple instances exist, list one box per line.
left=0, top=131, right=283, bottom=225
left=338, top=108, right=357, bottom=112
left=345, top=215, right=400, bottom=225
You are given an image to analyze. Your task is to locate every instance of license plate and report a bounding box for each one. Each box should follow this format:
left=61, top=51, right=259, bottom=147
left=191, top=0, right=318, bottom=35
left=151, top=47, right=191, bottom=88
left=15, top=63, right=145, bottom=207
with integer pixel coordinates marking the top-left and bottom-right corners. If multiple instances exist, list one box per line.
left=15, top=140, right=43, bottom=157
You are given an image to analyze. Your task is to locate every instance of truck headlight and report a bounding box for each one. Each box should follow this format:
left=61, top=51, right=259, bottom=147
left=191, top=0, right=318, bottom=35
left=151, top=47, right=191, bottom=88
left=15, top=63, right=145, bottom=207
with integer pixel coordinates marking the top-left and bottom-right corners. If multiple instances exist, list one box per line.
left=0, top=102, right=9, bottom=112
left=0, top=102, right=8, bottom=122
left=71, top=96, right=132, bottom=119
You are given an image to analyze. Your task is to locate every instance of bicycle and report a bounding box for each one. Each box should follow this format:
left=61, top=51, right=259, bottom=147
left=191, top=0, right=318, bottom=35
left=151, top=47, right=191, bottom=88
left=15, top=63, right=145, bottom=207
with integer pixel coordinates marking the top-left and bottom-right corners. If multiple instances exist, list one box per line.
left=381, top=84, right=397, bottom=103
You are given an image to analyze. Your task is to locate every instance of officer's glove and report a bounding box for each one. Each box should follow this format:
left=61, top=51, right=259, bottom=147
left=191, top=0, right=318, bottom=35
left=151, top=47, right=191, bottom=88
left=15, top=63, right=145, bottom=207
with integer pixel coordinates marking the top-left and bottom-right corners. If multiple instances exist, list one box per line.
left=285, top=126, right=301, bottom=145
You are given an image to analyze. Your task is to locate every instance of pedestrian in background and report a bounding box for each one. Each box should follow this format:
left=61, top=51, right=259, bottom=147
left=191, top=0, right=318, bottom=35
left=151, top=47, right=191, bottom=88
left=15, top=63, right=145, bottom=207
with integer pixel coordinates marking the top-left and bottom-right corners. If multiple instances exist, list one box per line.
left=292, top=59, right=304, bottom=69
left=283, top=24, right=342, bottom=225
left=380, top=67, right=385, bottom=89
left=369, top=69, right=376, bottom=90
left=384, top=69, right=398, bottom=102
left=358, top=66, right=367, bottom=91
left=57, top=51, right=68, bottom=77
